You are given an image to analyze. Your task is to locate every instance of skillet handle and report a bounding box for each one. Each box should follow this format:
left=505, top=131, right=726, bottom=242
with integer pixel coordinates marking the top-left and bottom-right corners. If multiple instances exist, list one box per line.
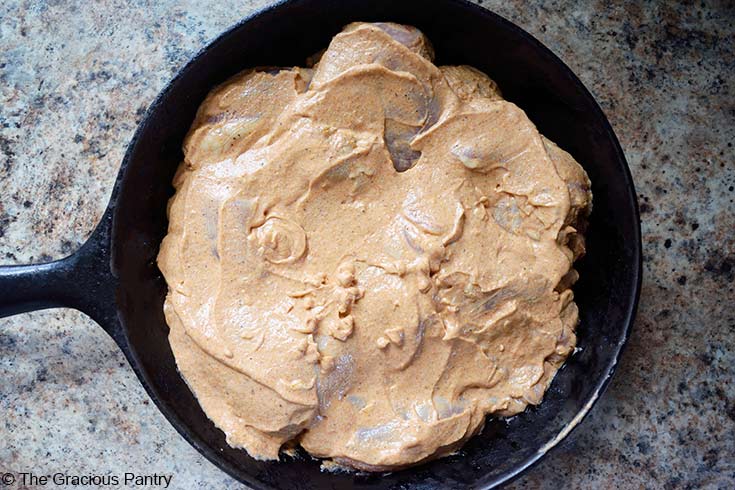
left=0, top=208, right=121, bottom=342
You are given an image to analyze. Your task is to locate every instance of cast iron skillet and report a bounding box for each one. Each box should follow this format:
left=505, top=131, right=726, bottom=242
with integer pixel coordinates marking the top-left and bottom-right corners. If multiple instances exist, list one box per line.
left=0, top=0, right=641, bottom=488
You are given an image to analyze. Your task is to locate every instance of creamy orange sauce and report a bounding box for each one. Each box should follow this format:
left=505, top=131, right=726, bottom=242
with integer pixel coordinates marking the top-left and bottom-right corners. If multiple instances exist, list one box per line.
left=158, top=22, right=592, bottom=471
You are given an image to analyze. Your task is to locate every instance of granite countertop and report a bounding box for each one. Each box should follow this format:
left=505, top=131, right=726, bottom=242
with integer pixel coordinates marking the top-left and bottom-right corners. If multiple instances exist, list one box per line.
left=1, top=1, right=733, bottom=488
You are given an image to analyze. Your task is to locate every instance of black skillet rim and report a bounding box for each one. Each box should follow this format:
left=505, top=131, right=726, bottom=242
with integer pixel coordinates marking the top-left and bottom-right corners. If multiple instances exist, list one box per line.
left=108, top=1, right=642, bottom=488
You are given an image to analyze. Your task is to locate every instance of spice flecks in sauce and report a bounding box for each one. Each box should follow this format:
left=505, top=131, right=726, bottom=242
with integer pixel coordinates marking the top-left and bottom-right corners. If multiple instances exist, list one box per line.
left=158, top=22, right=592, bottom=471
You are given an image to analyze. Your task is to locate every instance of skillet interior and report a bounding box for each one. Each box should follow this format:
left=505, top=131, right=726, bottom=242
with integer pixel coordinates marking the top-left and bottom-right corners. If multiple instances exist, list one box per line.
left=109, top=0, right=641, bottom=488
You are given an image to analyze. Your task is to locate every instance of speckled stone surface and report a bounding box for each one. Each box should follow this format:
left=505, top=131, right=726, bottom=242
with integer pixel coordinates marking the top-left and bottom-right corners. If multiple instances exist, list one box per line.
left=1, top=1, right=733, bottom=488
